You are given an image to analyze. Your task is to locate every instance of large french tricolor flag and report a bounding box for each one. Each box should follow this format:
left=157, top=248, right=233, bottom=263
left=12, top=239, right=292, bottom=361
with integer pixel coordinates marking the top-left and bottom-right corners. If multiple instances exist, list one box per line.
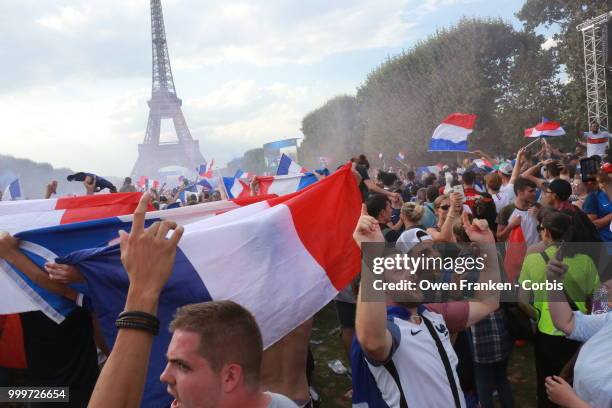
left=0, top=193, right=149, bottom=234
left=277, top=153, right=307, bottom=175
left=428, top=113, right=477, bottom=152
left=1, top=166, right=360, bottom=407
left=524, top=118, right=565, bottom=138
left=0, top=195, right=273, bottom=318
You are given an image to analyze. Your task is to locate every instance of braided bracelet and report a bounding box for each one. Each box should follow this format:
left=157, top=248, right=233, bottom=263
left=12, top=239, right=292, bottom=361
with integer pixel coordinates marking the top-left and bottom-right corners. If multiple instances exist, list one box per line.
left=115, top=319, right=159, bottom=335
left=115, top=311, right=160, bottom=335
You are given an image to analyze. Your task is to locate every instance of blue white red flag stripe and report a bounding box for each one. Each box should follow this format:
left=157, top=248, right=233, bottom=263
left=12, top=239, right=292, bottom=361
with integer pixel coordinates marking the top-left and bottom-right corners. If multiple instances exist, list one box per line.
left=277, top=153, right=307, bottom=175
left=2, top=179, right=23, bottom=201
left=256, top=173, right=318, bottom=196
left=525, top=118, right=565, bottom=138
left=224, top=173, right=318, bottom=199
left=0, top=195, right=272, bottom=319
left=223, top=177, right=251, bottom=199
left=0, top=193, right=150, bottom=234
left=429, top=113, right=477, bottom=152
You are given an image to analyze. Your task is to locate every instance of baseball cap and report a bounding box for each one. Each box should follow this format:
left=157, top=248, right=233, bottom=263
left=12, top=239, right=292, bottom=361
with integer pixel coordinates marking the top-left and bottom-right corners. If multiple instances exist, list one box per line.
left=498, top=162, right=513, bottom=175
left=548, top=179, right=572, bottom=201
left=602, top=162, right=612, bottom=174
left=395, top=228, right=433, bottom=254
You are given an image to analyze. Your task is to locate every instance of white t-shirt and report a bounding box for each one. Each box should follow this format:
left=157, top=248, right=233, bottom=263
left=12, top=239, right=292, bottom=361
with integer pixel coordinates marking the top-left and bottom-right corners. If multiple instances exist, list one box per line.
left=360, top=306, right=468, bottom=408
left=498, top=204, right=540, bottom=246
left=492, top=183, right=515, bottom=213
left=585, top=131, right=610, bottom=158
left=265, top=392, right=299, bottom=408
left=568, top=311, right=612, bottom=408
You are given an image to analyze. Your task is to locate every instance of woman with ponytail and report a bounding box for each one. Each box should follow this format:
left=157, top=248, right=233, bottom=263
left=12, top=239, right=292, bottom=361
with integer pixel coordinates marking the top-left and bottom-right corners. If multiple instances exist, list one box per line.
left=517, top=211, right=601, bottom=408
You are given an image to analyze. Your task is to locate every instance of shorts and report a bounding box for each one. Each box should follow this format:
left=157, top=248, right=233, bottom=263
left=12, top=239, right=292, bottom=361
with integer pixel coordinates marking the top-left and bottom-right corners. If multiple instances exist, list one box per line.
left=334, top=300, right=356, bottom=329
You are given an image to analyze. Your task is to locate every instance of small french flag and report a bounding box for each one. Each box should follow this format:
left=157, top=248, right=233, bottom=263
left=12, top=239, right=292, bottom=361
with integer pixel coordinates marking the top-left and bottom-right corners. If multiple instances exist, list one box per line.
left=429, top=113, right=477, bottom=152
left=524, top=117, right=565, bottom=138
left=197, top=160, right=215, bottom=178
left=197, top=164, right=207, bottom=177
left=277, top=153, right=307, bottom=175
left=2, top=179, right=23, bottom=201
left=223, top=177, right=251, bottom=199
left=396, top=152, right=405, bottom=161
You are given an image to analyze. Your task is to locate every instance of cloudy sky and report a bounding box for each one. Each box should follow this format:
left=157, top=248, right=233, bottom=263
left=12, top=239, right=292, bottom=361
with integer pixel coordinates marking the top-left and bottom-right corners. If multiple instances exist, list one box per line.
left=1, top=0, right=525, bottom=176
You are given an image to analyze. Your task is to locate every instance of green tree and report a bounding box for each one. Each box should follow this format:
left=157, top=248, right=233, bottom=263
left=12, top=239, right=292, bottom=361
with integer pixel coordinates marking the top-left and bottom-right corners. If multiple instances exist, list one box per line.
left=241, top=148, right=266, bottom=175
left=298, top=95, right=364, bottom=169
left=517, top=0, right=612, bottom=141
left=357, top=18, right=558, bottom=165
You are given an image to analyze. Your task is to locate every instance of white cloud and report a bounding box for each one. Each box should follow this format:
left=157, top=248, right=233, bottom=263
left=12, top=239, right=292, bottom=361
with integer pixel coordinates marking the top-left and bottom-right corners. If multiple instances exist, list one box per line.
left=171, top=0, right=447, bottom=68
left=0, top=82, right=149, bottom=176
left=185, top=79, right=317, bottom=160
left=541, top=37, right=558, bottom=50
left=36, top=6, right=90, bottom=34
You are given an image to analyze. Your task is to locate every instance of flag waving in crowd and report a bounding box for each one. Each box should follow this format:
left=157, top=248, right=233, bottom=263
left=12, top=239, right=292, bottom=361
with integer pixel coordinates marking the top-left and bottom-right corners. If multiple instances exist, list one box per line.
left=2, top=179, right=23, bottom=201
left=276, top=153, right=307, bottom=175
left=524, top=117, right=565, bottom=138
left=197, top=160, right=215, bottom=178
left=429, top=113, right=477, bottom=152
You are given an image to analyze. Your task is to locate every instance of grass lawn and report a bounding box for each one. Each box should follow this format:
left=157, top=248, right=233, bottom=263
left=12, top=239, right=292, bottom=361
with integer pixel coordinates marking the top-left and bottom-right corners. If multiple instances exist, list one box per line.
left=310, top=303, right=538, bottom=408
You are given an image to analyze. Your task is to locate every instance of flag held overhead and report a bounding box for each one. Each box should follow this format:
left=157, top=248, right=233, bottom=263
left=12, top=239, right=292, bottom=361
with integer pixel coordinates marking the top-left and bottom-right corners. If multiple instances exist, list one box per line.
left=428, top=113, right=477, bottom=152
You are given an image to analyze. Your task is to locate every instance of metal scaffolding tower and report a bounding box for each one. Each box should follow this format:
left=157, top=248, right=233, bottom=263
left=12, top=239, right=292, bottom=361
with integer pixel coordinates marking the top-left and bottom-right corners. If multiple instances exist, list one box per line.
left=577, top=11, right=612, bottom=130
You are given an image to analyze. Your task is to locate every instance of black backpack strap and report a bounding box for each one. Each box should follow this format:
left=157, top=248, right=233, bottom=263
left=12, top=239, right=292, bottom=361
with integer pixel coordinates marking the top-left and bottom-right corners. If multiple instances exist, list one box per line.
left=539, top=251, right=579, bottom=311
left=382, top=360, right=409, bottom=408
left=420, top=313, right=462, bottom=408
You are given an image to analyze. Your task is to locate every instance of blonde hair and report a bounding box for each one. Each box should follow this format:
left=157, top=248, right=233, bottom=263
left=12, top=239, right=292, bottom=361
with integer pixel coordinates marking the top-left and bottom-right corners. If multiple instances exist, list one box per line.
left=434, top=194, right=449, bottom=208
left=401, top=202, right=425, bottom=223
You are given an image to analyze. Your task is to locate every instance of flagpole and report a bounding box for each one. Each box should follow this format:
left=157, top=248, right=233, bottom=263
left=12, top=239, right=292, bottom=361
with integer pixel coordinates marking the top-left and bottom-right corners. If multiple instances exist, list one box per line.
left=524, top=137, right=540, bottom=149
left=216, top=169, right=229, bottom=200
left=396, top=159, right=409, bottom=169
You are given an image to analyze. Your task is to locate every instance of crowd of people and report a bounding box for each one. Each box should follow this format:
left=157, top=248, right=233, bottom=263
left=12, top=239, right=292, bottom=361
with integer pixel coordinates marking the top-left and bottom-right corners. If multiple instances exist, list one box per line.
left=0, top=134, right=611, bottom=408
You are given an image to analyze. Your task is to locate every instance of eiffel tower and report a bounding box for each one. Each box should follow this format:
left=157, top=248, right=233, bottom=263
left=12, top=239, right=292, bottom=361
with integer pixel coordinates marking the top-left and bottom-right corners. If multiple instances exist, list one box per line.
left=131, top=0, right=206, bottom=178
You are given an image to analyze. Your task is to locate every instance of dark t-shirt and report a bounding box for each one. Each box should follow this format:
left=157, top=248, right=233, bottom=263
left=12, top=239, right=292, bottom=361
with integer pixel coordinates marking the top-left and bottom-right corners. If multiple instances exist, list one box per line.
left=380, top=223, right=402, bottom=243
left=20, top=308, right=99, bottom=407
left=356, top=165, right=370, bottom=202
left=67, top=172, right=117, bottom=193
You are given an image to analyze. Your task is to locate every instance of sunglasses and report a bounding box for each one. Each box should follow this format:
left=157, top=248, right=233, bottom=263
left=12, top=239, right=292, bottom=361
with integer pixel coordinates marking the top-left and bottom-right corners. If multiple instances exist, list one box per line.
left=437, top=205, right=450, bottom=210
